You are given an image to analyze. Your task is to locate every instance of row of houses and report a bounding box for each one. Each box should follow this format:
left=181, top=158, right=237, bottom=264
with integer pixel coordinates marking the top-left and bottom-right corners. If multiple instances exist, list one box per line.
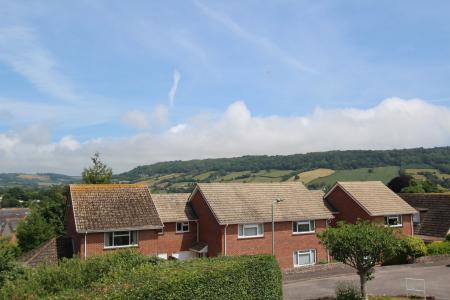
left=65, top=181, right=419, bottom=270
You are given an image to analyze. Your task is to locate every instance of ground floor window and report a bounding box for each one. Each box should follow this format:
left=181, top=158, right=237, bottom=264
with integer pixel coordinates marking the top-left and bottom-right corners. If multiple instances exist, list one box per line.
left=293, top=249, right=316, bottom=267
left=384, top=215, right=402, bottom=227
left=104, top=231, right=138, bottom=248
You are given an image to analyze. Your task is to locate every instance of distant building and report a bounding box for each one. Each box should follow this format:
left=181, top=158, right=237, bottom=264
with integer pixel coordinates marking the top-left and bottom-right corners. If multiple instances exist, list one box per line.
left=0, top=207, right=30, bottom=242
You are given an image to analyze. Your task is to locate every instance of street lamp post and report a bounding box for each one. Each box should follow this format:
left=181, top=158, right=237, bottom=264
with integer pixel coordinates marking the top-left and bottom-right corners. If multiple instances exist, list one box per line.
left=272, top=198, right=283, bottom=255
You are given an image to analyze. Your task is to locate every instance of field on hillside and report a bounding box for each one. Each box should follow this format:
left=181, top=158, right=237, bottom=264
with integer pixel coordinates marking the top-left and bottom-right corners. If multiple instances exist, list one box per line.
left=307, top=166, right=400, bottom=189
left=405, top=168, right=450, bottom=180
left=295, top=168, right=335, bottom=183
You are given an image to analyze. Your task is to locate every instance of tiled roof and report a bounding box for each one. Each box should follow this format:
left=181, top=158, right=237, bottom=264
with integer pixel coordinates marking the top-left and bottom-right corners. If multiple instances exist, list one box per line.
left=69, top=184, right=163, bottom=233
left=399, top=193, right=450, bottom=238
left=195, top=182, right=334, bottom=225
left=18, top=236, right=73, bottom=267
left=311, top=190, right=340, bottom=214
left=330, top=181, right=417, bottom=216
left=152, top=193, right=197, bottom=223
left=0, top=208, right=30, bottom=237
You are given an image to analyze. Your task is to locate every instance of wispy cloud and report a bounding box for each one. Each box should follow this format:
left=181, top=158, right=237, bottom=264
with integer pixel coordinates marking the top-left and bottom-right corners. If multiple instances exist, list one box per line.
left=0, top=26, right=79, bottom=102
left=168, top=70, right=181, bottom=107
left=195, top=1, right=313, bottom=73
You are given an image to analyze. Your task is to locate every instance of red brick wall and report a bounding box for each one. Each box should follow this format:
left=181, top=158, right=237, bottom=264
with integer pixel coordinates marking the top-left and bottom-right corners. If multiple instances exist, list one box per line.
left=224, top=220, right=329, bottom=269
left=157, top=221, right=198, bottom=256
left=80, top=230, right=159, bottom=259
left=326, top=186, right=371, bottom=224
left=189, top=190, right=223, bottom=256
left=326, top=186, right=413, bottom=236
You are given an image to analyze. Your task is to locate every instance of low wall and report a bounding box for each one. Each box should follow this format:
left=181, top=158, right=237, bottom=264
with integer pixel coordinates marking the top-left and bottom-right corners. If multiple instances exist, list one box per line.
left=415, top=254, right=450, bottom=264
left=283, top=262, right=353, bottom=282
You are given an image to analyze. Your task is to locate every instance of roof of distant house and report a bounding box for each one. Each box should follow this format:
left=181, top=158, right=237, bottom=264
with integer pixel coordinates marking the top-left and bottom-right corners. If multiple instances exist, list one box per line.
left=399, top=193, right=450, bottom=238
left=325, top=181, right=417, bottom=216
left=194, top=182, right=334, bottom=225
left=69, top=184, right=163, bottom=233
left=152, top=193, right=197, bottom=223
left=0, top=207, right=30, bottom=237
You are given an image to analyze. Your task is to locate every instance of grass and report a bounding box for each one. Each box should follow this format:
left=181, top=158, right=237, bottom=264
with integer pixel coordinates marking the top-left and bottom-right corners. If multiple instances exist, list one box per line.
left=296, top=168, right=335, bottom=183
left=405, top=168, right=450, bottom=180
left=308, top=166, right=400, bottom=187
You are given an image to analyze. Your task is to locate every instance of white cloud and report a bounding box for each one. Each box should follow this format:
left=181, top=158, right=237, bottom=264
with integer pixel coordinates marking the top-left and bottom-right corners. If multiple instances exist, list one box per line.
left=59, top=136, right=81, bottom=151
left=0, top=98, right=449, bottom=174
left=0, top=27, right=79, bottom=102
left=168, top=70, right=181, bottom=107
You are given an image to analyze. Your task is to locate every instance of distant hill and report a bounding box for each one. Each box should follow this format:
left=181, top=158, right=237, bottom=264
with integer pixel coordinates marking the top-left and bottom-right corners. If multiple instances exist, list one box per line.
left=115, top=147, right=450, bottom=192
left=0, top=173, right=79, bottom=187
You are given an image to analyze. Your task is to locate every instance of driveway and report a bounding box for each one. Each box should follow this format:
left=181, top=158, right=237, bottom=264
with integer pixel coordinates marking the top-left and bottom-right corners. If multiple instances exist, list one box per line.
left=283, top=261, right=450, bottom=300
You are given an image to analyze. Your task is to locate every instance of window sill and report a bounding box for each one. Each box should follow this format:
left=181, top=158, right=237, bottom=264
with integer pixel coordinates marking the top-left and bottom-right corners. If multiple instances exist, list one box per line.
left=104, top=245, right=139, bottom=250
left=293, top=263, right=315, bottom=268
left=292, top=231, right=315, bottom=235
left=385, top=225, right=403, bottom=228
left=237, top=235, right=265, bottom=240
left=176, top=231, right=190, bottom=234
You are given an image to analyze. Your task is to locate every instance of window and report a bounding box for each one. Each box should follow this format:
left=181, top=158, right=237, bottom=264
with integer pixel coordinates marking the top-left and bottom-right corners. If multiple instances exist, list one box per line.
left=238, top=224, right=264, bottom=238
left=104, top=231, right=138, bottom=248
left=293, top=220, right=315, bottom=234
left=412, top=213, right=420, bottom=225
left=293, top=249, right=316, bottom=267
left=384, top=215, right=402, bottom=227
left=176, top=222, right=189, bottom=233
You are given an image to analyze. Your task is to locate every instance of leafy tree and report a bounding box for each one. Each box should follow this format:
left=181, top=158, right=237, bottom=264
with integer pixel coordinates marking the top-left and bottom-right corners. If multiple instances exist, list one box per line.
left=318, top=221, right=399, bottom=300
left=82, top=152, right=113, bottom=184
left=387, top=175, right=412, bottom=193
left=34, top=185, right=67, bottom=235
left=16, top=210, right=55, bottom=252
left=0, top=237, right=21, bottom=288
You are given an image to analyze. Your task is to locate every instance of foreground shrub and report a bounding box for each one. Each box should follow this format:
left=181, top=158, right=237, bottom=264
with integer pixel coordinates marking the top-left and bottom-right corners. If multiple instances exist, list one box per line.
left=1, top=251, right=282, bottom=300
left=427, top=241, right=450, bottom=255
left=384, top=236, right=427, bottom=265
left=335, top=281, right=361, bottom=300
left=0, top=249, right=160, bottom=299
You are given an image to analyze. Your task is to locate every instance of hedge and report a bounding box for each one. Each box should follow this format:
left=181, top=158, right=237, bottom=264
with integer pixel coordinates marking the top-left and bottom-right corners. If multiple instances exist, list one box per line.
left=427, top=241, right=450, bottom=255
left=1, top=251, right=282, bottom=300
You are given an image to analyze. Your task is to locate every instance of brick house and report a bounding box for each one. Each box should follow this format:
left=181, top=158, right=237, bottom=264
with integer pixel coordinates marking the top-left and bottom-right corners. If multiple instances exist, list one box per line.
left=189, top=182, right=334, bottom=270
left=398, top=193, right=450, bottom=242
left=0, top=207, right=30, bottom=242
left=152, top=193, right=200, bottom=260
left=324, top=181, right=417, bottom=236
left=66, top=184, right=164, bottom=259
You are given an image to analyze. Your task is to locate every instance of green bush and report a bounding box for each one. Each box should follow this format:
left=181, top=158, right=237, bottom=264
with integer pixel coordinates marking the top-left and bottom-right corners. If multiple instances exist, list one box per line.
left=335, top=281, right=361, bottom=300
left=1, top=251, right=282, bottom=300
left=446, top=234, right=450, bottom=242
left=383, top=236, right=427, bottom=265
left=427, top=241, right=450, bottom=255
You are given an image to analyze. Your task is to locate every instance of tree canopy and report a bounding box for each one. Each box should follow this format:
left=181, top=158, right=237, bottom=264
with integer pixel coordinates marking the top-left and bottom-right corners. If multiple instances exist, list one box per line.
left=16, top=210, right=55, bottom=252
left=81, top=152, right=113, bottom=184
left=318, top=221, right=399, bottom=300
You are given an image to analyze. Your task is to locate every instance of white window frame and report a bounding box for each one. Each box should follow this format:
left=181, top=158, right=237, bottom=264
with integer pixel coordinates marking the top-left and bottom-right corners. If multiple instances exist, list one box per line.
left=384, top=215, right=403, bottom=227
left=104, top=231, right=138, bottom=249
left=176, top=222, right=190, bottom=233
left=293, top=249, right=316, bottom=267
left=238, top=223, right=264, bottom=239
left=293, top=220, right=315, bottom=234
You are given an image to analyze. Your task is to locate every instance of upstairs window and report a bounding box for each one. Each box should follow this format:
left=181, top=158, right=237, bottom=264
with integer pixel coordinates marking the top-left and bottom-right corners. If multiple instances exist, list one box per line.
left=293, top=220, right=315, bottom=234
left=104, top=231, right=138, bottom=248
left=384, top=215, right=403, bottom=227
left=176, top=222, right=190, bottom=233
left=238, top=224, right=264, bottom=238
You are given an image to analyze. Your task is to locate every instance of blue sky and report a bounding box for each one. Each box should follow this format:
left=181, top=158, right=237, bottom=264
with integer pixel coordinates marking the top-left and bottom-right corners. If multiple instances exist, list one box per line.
left=1, top=1, right=450, bottom=174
